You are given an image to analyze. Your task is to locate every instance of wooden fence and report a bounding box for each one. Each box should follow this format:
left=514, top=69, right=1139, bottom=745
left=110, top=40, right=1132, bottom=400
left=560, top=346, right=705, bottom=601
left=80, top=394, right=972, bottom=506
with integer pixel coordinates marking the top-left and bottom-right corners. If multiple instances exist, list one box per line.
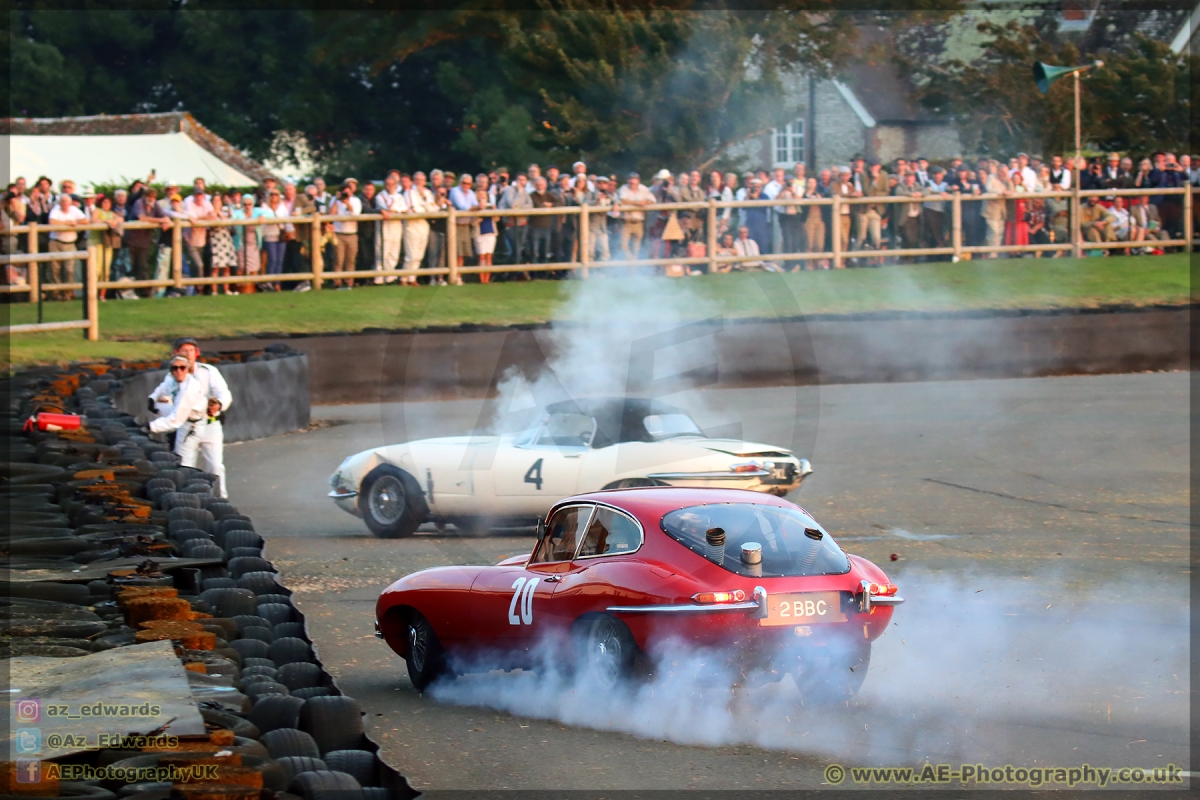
left=1, top=185, right=1191, bottom=302
left=1, top=250, right=98, bottom=339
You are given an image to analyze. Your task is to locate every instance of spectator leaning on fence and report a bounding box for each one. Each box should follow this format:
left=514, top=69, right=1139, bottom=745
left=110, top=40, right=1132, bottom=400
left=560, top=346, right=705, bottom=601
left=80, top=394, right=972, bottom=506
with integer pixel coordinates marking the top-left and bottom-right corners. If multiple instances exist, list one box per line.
left=450, top=173, right=479, bottom=278
left=528, top=176, right=558, bottom=265
left=47, top=192, right=87, bottom=300
left=231, top=193, right=264, bottom=282
left=89, top=194, right=121, bottom=298
left=208, top=193, right=237, bottom=295
left=376, top=170, right=407, bottom=283
left=499, top=172, right=532, bottom=268
left=402, top=171, right=437, bottom=284
left=617, top=172, right=655, bottom=261
left=184, top=180, right=215, bottom=285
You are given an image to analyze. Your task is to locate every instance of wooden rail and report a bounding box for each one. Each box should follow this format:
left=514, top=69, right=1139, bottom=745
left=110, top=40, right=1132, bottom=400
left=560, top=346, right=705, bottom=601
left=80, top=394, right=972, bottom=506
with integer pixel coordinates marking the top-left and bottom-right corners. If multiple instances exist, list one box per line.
left=0, top=185, right=1190, bottom=335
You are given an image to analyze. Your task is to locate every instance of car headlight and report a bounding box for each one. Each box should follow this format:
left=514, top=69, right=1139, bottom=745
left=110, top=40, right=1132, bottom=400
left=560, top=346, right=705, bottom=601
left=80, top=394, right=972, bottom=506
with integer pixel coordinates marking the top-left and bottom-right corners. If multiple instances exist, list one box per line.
left=329, top=471, right=342, bottom=489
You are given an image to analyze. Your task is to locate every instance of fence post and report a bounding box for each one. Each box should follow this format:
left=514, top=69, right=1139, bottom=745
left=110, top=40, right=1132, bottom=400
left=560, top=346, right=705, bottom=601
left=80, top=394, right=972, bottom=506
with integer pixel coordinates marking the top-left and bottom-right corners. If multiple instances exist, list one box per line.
left=579, top=204, right=590, bottom=279
left=1185, top=184, right=1194, bottom=253
left=952, top=193, right=963, bottom=262
left=27, top=223, right=39, bottom=305
left=172, top=218, right=184, bottom=289
left=831, top=194, right=843, bottom=269
left=1071, top=185, right=1083, bottom=259
left=707, top=198, right=718, bottom=274
left=446, top=206, right=458, bottom=285
left=310, top=213, right=323, bottom=289
left=85, top=250, right=99, bottom=341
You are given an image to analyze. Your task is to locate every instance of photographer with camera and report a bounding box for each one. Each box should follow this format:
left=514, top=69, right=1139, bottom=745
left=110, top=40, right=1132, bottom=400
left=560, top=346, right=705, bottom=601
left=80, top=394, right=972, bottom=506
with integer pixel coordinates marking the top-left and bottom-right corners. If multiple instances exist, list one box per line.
left=329, top=178, right=363, bottom=289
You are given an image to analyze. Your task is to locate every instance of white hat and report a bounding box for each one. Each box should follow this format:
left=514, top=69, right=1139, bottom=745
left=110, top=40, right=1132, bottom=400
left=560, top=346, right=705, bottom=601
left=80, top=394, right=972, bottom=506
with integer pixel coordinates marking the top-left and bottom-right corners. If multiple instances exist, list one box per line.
left=654, top=169, right=672, bottom=180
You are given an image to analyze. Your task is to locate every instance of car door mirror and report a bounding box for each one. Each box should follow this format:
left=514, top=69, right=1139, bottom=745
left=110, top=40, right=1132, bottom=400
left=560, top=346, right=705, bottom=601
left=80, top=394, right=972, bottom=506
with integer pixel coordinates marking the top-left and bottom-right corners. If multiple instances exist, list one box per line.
left=536, top=519, right=547, bottom=541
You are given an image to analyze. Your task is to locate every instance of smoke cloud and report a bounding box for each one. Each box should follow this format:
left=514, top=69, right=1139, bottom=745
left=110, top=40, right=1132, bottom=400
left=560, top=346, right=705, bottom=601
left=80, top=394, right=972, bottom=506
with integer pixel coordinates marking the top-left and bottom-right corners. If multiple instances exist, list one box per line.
left=470, top=273, right=818, bottom=463
left=426, top=568, right=1186, bottom=764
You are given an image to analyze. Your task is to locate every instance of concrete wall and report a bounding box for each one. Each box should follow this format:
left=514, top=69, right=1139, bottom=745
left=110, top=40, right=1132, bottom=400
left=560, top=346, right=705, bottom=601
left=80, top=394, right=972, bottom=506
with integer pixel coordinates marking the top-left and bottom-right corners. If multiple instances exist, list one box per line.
left=198, top=306, right=1190, bottom=407
left=114, top=354, right=310, bottom=442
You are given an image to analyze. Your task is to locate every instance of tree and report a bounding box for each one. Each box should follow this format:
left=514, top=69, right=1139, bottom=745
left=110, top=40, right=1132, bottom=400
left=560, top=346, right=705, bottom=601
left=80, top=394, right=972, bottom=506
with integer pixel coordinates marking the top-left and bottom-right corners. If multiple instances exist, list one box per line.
left=900, top=18, right=1196, bottom=157
left=320, top=4, right=957, bottom=175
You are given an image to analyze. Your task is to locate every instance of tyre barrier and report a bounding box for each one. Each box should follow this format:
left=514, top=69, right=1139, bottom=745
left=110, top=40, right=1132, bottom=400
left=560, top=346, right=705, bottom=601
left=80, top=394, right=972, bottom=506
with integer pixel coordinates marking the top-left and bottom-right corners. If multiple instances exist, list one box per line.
left=1, top=362, right=414, bottom=800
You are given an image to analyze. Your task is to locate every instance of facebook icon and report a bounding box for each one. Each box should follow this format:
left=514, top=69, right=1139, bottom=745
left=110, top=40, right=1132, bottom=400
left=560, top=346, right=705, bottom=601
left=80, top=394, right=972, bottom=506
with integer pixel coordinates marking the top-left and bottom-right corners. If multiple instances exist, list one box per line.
left=15, top=728, right=41, bottom=754
left=14, top=759, right=40, bottom=784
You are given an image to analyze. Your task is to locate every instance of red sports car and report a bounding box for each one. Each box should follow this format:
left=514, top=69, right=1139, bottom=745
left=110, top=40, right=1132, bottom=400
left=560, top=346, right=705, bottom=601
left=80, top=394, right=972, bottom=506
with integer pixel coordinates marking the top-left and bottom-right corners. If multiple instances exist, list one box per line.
left=375, top=487, right=902, bottom=697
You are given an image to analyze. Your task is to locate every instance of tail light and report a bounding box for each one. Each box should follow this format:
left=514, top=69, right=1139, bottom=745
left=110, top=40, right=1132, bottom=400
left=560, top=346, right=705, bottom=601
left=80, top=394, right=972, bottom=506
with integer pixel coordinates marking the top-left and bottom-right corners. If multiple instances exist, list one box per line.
left=692, top=589, right=746, bottom=604
left=859, top=579, right=904, bottom=612
left=730, top=462, right=761, bottom=474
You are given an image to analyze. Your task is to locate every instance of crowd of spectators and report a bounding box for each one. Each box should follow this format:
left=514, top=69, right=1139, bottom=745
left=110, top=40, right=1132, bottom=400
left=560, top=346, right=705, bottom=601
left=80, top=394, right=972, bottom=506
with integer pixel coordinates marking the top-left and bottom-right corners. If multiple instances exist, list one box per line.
left=2, top=150, right=1195, bottom=298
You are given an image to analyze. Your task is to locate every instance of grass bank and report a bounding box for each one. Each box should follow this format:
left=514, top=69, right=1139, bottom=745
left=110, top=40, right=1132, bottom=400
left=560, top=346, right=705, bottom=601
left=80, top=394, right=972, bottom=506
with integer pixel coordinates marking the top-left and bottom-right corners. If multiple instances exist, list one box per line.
left=3, top=253, right=1189, bottom=369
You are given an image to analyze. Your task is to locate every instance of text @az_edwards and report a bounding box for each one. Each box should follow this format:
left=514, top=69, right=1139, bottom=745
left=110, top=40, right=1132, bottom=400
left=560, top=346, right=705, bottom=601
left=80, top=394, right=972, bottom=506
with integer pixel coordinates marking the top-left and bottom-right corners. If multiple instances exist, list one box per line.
left=824, top=762, right=1184, bottom=788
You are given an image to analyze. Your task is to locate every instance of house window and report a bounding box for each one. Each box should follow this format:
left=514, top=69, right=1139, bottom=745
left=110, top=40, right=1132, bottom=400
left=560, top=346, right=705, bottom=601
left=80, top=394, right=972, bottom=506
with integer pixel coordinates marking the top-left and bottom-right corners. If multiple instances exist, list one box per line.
left=773, top=119, right=805, bottom=167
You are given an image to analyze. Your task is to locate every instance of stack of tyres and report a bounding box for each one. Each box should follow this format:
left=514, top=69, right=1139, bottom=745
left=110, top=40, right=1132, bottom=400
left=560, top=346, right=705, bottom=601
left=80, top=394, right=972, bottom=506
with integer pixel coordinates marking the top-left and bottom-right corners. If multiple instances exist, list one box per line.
left=1, top=363, right=413, bottom=800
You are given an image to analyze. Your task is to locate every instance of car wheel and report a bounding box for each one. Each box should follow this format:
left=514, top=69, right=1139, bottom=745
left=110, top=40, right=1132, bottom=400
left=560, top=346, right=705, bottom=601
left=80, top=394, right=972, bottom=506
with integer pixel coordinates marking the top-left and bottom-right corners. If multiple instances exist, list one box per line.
left=358, top=466, right=424, bottom=539
left=578, top=615, right=636, bottom=689
left=793, top=642, right=871, bottom=703
left=405, top=611, right=449, bottom=691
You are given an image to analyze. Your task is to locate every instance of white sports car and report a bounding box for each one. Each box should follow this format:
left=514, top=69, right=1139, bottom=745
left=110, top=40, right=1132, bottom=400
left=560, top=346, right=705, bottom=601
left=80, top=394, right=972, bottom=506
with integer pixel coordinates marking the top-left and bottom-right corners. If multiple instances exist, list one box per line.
left=327, top=398, right=813, bottom=538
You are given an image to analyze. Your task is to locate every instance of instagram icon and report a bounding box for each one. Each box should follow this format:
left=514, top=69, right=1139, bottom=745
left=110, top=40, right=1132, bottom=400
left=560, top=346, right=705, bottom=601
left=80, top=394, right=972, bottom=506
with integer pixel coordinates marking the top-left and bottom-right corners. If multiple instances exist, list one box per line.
left=14, top=699, right=40, bottom=723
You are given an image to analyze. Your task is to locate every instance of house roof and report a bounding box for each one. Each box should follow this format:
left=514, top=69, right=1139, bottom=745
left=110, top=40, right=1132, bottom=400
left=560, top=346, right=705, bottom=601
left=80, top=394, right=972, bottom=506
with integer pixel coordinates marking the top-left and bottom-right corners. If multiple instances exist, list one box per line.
left=1, top=112, right=275, bottom=185
left=839, top=27, right=949, bottom=125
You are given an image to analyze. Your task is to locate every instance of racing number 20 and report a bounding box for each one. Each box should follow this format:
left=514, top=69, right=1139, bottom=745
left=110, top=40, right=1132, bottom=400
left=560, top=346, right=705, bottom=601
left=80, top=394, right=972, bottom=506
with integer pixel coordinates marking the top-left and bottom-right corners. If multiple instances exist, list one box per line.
left=508, top=577, right=536, bottom=625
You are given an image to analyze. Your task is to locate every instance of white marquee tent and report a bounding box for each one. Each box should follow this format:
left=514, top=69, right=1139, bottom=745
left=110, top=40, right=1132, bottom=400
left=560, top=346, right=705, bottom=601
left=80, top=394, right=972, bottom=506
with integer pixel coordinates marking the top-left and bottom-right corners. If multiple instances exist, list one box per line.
left=6, top=132, right=256, bottom=189
left=2, top=113, right=271, bottom=189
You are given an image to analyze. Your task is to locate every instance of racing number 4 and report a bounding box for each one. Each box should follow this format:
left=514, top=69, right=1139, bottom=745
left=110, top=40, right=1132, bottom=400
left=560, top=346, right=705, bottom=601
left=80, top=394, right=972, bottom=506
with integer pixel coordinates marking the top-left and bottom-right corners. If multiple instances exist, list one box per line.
left=524, top=458, right=544, bottom=490
left=508, top=576, right=536, bottom=625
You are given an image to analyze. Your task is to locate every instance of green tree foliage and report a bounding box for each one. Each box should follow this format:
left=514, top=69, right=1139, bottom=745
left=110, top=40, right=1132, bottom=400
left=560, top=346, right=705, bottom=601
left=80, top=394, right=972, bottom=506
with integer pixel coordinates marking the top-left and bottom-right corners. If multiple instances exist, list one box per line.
left=8, top=6, right=463, bottom=178
left=10, top=3, right=962, bottom=177
left=328, top=5, right=869, bottom=175
left=904, top=19, right=1196, bottom=157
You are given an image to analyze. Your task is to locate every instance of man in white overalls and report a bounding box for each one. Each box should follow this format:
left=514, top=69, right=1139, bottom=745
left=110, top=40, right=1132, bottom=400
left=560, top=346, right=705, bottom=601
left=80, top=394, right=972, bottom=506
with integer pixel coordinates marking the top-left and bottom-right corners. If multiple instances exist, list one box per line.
left=149, top=337, right=233, bottom=497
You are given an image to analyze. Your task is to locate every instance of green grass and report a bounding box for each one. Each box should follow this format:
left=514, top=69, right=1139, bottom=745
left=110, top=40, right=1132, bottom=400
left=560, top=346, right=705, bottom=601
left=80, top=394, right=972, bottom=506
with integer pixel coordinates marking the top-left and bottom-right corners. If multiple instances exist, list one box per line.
left=3, top=253, right=1189, bottom=369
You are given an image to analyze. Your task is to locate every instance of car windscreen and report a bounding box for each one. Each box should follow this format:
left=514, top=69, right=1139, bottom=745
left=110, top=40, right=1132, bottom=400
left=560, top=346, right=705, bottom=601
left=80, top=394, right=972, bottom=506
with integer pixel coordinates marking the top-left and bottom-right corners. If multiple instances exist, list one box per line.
left=643, top=413, right=704, bottom=440
left=661, top=503, right=850, bottom=578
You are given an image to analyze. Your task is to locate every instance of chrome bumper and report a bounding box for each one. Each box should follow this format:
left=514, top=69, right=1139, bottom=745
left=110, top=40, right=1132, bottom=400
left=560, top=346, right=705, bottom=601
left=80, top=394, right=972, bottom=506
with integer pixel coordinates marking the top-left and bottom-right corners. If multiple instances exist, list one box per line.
left=328, top=489, right=359, bottom=515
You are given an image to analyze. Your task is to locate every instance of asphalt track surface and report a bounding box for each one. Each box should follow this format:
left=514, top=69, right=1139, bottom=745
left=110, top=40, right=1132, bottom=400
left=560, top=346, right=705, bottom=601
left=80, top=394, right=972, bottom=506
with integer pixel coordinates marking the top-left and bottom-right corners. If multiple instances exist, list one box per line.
left=225, top=374, right=1189, bottom=794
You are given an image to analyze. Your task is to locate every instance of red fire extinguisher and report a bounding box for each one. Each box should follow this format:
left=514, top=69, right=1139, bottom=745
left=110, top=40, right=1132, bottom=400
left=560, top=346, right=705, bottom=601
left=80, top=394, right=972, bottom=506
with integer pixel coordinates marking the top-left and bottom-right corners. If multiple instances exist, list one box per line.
left=24, top=412, right=84, bottom=432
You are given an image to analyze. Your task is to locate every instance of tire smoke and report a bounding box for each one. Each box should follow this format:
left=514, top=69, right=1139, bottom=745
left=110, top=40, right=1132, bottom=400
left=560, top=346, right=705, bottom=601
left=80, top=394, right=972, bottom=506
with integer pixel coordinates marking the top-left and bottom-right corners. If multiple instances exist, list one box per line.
left=425, top=568, right=1186, bottom=764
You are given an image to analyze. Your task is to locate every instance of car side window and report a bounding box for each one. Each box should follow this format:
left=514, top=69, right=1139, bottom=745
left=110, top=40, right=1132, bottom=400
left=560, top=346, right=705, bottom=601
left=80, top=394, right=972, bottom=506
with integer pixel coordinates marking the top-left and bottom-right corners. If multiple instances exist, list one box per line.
left=532, top=505, right=593, bottom=563
left=534, top=412, right=596, bottom=448
left=577, top=507, right=643, bottom=558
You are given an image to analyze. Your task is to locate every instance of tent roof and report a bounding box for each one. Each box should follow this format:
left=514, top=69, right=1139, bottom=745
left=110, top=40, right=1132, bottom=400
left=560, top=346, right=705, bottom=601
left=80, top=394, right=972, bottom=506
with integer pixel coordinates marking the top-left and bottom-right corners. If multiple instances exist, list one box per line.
left=2, top=112, right=274, bottom=188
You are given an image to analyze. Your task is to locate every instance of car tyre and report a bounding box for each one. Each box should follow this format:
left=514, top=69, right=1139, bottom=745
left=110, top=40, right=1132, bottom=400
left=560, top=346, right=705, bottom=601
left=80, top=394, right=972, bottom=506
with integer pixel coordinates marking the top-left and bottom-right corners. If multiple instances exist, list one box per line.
left=404, top=611, right=449, bottom=691
left=578, top=615, right=636, bottom=690
left=358, top=466, right=424, bottom=539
